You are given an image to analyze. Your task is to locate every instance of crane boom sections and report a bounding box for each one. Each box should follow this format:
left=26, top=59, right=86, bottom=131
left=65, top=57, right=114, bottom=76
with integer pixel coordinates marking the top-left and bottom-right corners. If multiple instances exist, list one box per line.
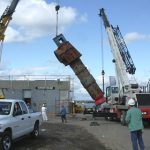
left=0, top=0, right=20, bottom=42
left=99, top=8, right=140, bottom=99
left=99, top=8, right=130, bottom=87
left=0, top=0, right=19, bottom=62
left=113, top=26, right=136, bottom=75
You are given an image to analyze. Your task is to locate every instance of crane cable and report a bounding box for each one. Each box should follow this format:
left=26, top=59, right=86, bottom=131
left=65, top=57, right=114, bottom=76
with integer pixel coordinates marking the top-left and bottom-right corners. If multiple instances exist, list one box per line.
left=55, top=0, right=60, bottom=37
left=0, top=41, right=3, bottom=62
left=100, top=17, right=105, bottom=92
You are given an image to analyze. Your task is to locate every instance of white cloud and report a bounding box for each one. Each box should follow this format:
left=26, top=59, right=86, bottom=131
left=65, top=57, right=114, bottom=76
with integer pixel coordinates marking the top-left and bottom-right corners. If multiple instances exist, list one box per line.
left=79, top=13, right=88, bottom=22
left=0, top=0, right=77, bottom=43
left=0, top=61, right=10, bottom=71
left=0, top=63, right=49, bottom=76
left=4, top=27, right=25, bottom=43
left=124, top=32, right=149, bottom=43
left=73, top=80, right=91, bottom=100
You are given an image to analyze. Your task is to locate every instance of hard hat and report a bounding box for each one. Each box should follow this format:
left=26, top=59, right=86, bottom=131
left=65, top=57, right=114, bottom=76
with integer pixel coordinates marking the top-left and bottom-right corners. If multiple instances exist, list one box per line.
left=128, top=98, right=135, bottom=106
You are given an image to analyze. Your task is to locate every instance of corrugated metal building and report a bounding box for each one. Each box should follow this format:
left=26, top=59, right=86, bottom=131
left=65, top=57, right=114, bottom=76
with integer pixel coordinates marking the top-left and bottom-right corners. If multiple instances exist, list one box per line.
left=0, top=75, right=74, bottom=114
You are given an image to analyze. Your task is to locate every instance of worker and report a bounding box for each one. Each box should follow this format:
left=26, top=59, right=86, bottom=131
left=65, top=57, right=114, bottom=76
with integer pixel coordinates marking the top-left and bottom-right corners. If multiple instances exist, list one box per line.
left=41, top=103, right=48, bottom=121
left=125, top=98, right=145, bottom=150
left=14, top=102, right=22, bottom=116
left=27, top=102, right=31, bottom=109
left=60, top=105, right=67, bottom=123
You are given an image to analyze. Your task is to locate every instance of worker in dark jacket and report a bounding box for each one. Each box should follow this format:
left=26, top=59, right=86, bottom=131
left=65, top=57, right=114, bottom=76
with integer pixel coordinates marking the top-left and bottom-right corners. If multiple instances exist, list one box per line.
left=125, top=98, right=145, bottom=150
left=60, top=105, right=67, bottom=123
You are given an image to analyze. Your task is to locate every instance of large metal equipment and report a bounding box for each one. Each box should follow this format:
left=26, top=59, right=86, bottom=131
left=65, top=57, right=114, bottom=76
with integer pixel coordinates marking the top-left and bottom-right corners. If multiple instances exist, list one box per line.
left=53, top=34, right=105, bottom=105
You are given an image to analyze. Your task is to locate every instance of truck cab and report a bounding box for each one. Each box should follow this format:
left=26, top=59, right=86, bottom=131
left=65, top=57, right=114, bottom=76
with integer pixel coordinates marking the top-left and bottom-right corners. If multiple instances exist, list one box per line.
left=0, top=99, right=42, bottom=150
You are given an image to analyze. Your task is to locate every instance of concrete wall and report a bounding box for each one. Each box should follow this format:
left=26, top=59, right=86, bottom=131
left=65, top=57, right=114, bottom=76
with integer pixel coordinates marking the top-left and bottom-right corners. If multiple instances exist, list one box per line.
left=31, top=89, right=60, bottom=113
left=3, top=89, right=23, bottom=99
left=0, top=79, right=72, bottom=114
left=0, top=80, right=70, bottom=90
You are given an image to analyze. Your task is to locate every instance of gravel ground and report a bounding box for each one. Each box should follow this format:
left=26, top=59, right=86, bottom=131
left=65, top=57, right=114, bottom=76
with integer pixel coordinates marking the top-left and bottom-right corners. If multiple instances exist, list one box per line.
left=11, top=113, right=150, bottom=150
left=11, top=115, right=111, bottom=150
left=69, top=114, right=150, bottom=150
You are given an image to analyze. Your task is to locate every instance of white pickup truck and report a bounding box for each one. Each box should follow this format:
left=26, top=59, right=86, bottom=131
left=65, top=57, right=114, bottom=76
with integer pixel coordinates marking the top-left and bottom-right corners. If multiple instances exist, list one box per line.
left=0, top=99, right=42, bottom=150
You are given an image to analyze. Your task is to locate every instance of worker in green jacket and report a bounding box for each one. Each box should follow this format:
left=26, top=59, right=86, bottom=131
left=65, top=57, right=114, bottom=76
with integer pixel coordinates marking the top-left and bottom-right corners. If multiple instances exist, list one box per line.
left=125, top=98, right=145, bottom=150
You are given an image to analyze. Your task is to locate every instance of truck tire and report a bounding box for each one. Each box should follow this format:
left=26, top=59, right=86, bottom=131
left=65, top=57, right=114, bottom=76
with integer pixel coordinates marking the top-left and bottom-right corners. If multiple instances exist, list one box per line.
left=31, top=122, right=39, bottom=138
left=0, top=131, right=12, bottom=150
left=120, top=111, right=126, bottom=126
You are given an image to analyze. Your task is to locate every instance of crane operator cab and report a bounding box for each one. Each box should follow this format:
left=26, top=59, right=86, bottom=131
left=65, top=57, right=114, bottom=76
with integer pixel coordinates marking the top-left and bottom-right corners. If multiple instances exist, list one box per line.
left=106, top=84, right=140, bottom=106
left=106, top=86, right=119, bottom=105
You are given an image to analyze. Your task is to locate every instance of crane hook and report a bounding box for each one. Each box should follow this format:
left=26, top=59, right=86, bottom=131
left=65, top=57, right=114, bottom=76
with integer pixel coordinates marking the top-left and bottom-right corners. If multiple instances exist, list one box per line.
left=55, top=4, right=60, bottom=37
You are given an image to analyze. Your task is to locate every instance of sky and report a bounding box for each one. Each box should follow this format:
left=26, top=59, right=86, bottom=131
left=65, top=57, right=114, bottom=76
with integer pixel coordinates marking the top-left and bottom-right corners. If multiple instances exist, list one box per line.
left=0, top=0, right=150, bottom=100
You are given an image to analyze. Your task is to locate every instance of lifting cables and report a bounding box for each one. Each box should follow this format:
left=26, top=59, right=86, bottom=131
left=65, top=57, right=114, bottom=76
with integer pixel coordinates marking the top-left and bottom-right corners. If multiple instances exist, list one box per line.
left=0, top=41, right=3, bottom=62
left=100, top=15, right=105, bottom=92
left=55, top=0, right=60, bottom=36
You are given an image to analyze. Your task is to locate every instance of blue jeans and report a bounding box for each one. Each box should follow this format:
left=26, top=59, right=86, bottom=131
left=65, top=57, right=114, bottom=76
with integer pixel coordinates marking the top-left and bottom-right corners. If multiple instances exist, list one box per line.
left=61, top=114, right=66, bottom=123
left=130, top=130, right=145, bottom=150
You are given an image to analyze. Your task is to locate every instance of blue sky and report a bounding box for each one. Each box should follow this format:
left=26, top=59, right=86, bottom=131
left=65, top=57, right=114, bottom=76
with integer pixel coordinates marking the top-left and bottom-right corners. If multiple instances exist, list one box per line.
left=0, top=0, right=150, bottom=100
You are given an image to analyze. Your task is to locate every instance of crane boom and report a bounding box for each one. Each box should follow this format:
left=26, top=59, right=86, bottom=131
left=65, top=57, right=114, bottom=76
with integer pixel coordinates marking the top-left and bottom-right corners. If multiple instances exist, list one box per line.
left=0, top=0, right=19, bottom=62
left=99, top=8, right=136, bottom=91
left=99, top=9, right=136, bottom=73
left=0, top=0, right=20, bottom=41
left=100, top=8, right=129, bottom=86
left=53, top=34, right=105, bottom=105
left=99, top=8, right=139, bottom=99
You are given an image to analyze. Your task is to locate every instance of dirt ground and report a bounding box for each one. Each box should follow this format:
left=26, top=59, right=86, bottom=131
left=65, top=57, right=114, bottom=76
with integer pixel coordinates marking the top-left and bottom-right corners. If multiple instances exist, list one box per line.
left=11, top=114, right=150, bottom=150
left=12, top=116, right=111, bottom=150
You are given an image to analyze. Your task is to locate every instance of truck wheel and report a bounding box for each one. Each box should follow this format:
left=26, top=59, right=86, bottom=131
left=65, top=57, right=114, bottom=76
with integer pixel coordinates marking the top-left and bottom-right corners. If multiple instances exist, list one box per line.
left=120, top=111, right=126, bottom=126
left=31, top=122, right=39, bottom=138
left=0, top=131, right=12, bottom=150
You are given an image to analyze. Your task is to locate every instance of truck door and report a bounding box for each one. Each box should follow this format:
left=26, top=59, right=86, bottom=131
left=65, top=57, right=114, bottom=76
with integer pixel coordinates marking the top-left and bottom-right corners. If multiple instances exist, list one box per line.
left=12, top=102, right=26, bottom=139
left=20, top=101, right=33, bottom=133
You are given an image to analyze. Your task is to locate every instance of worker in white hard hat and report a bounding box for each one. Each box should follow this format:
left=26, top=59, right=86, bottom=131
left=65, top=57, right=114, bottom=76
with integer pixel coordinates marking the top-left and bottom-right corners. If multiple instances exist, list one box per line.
left=125, top=98, right=145, bottom=150
left=41, top=103, right=48, bottom=121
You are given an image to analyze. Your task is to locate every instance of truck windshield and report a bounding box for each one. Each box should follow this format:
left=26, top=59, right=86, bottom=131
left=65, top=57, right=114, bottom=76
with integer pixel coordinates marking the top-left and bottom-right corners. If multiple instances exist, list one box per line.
left=112, top=87, right=119, bottom=93
left=0, top=102, right=12, bottom=115
left=136, top=94, right=150, bottom=106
